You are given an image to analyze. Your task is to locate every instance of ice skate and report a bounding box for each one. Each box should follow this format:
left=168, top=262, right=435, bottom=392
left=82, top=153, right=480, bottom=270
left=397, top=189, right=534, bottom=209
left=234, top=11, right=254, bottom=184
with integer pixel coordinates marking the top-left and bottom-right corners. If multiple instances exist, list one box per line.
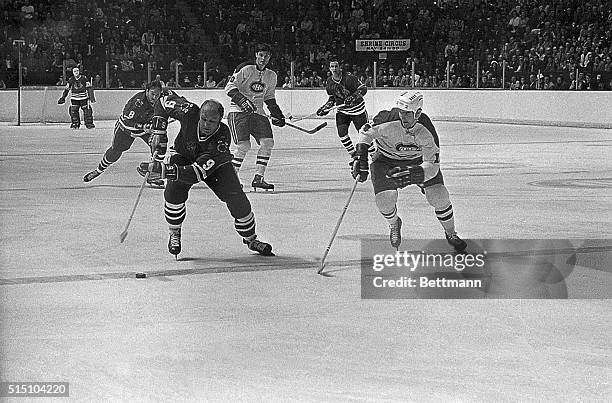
left=446, top=232, right=467, bottom=252
left=389, top=217, right=402, bottom=249
left=83, top=169, right=102, bottom=182
left=168, top=228, right=181, bottom=259
left=85, top=123, right=95, bottom=129
left=244, top=238, right=275, bottom=256
left=251, top=174, right=274, bottom=192
left=70, top=123, right=80, bottom=129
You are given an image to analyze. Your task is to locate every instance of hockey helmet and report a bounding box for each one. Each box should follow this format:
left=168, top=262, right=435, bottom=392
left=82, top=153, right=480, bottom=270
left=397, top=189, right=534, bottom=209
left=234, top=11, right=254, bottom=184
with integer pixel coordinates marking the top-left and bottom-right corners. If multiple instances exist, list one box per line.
left=396, top=91, right=423, bottom=112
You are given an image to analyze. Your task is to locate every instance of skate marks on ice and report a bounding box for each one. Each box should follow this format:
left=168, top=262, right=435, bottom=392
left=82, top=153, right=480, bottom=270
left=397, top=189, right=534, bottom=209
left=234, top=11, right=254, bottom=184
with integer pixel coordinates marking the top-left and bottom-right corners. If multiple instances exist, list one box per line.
left=0, top=255, right=318, bottom=286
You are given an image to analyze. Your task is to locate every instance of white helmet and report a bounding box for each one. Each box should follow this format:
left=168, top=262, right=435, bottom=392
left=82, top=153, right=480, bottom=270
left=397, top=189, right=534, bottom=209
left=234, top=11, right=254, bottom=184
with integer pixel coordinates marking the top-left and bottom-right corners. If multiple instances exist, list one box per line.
left=396, top=91, right=423, bottom=112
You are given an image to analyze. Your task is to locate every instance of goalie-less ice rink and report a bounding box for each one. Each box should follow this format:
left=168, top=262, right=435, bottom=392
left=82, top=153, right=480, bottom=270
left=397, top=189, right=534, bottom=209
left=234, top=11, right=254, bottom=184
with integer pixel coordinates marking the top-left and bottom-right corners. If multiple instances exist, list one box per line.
left=1, top=119, right=610, bottom=401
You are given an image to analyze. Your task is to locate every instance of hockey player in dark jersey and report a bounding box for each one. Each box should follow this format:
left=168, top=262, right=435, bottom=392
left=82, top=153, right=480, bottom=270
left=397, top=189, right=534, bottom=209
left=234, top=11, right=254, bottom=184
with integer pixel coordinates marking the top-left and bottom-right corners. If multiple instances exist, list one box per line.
left=58, top=67, right=96, bottom=129
left=351, top=91, right=467, bottom=252
left=316, top=57, right=368, bottom=156
left=138, top=94, right=274, bottom=258
left=224, top=43, right=287, bottom=191
left=83, top=81, right=164, bottom=187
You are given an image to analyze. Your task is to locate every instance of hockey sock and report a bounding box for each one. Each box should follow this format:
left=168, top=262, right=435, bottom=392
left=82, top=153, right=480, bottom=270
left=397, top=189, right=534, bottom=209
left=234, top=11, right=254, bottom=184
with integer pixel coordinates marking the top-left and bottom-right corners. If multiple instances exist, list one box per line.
left=339, top=134, right=355, bottom=154
left=255, top=138, right=274, bottom=176
left=235, top=211, right=255, bottom=240
left=165, top=201, right=186, bottom=227
left=381, top=205, right=398, bottom=225
left=255, top=155, right=269, bottom=176
left=232, top=157, right=244, bottom=171
left=435, top=204, right=455, bottom=235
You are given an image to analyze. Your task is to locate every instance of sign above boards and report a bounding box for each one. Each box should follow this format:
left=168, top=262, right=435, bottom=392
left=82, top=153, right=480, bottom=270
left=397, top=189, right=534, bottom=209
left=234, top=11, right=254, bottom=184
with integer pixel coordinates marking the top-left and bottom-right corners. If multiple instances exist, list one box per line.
left=356, top=39, right=411, bottom=52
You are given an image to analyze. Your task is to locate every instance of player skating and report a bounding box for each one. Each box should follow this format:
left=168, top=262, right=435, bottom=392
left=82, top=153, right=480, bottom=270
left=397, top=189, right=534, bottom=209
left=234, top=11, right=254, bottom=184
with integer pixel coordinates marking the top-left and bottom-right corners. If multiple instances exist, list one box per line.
left=351, top=91, right=467, bottom=251
left=224, top=43, right=287, bottom=191
left=57, top=67, right=96, bottom=129
left=139, top=94, right=274, bottom=259
left=316, top=57, right=369, bottom=156
left=83, top=81, right=164, bottom=187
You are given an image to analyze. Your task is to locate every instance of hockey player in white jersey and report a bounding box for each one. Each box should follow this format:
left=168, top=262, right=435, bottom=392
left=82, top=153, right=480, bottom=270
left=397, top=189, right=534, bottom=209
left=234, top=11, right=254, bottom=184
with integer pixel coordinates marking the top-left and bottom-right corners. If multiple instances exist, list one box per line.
left=224, top=43, right=287, bottom=191
left=351, top=91, right=467, bottom=251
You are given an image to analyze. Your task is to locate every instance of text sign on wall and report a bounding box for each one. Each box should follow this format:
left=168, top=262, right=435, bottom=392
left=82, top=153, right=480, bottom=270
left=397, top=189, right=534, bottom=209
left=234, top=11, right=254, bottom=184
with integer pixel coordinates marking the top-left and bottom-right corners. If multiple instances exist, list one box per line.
left=356, top=39, right=410, bottom=52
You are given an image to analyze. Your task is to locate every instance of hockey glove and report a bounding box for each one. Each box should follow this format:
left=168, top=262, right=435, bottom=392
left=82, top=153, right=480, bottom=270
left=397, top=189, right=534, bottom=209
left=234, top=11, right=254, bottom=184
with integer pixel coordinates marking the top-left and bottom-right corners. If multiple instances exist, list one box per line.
left=271, top=115, right=285, bottom=127
left=265, top=99, right=285, bottom=127
left=316, top=99, right=335, bottom=116
left=386, top=166, right=425, bottom=188
left=139, top=160, right=178, bottom=181
left=344, top=93, right=363, bottom=107
left=149, top=134, right=168, bottom=160
left=57, top=97, right=66, bottom=105
left=351, top=143, right=369, bottom=182
left=235, top=94, right=256, bottom=113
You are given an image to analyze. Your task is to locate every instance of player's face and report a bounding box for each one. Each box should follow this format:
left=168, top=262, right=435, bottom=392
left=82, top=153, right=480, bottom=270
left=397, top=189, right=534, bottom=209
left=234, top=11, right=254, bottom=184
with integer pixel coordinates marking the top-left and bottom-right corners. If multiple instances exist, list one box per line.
left=398, top=109, right=421, bottom=129
left=255, top=51, right=271, bottom=69
left=199, top=108, right=221, bottom=136
left=72, top=68, right=80, bottom=78
left=146, top=88, right=162, bottom=105
left=329, top=61, right=340, bottom=75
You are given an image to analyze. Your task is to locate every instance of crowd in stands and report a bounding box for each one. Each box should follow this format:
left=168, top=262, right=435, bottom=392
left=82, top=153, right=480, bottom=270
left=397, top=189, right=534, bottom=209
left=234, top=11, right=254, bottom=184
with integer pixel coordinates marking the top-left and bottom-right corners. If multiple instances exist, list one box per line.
left=1, top=0, right=611, bottom=90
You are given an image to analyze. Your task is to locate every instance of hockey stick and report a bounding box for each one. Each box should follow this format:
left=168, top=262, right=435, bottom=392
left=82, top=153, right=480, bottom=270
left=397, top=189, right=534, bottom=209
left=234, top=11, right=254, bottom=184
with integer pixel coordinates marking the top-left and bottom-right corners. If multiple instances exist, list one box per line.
left=318, top=176, right=360, bottom=275
left=285, top=121, right=328, bottom=134
left=119, top=172, right=149, bottom=243
left=291, top=104, right=345, bottom=123
left=119, top=152, right=158, bottom=243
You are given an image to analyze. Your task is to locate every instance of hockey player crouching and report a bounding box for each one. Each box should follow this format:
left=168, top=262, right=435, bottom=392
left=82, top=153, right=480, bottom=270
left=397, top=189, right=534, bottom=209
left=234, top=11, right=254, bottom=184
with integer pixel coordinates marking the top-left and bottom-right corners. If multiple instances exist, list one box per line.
left=139, top=94, right=274, bottom=259
left=351, top=91, right=467, bottom=252
left=58, top=67, right=96, bottom=129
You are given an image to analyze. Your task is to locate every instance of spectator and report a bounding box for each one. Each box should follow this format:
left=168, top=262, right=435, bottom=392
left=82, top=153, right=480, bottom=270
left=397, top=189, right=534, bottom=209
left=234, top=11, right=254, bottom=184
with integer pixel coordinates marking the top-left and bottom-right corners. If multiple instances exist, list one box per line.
left=194, top=74, right=206, bottom=88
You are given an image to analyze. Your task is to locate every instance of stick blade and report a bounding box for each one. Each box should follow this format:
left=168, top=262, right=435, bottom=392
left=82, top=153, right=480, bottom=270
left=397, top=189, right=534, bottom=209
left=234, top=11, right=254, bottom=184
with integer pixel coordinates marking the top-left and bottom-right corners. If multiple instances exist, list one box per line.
left=119, top=230, right=128, bottom=243
left=308, top=122, right=327, bottom=134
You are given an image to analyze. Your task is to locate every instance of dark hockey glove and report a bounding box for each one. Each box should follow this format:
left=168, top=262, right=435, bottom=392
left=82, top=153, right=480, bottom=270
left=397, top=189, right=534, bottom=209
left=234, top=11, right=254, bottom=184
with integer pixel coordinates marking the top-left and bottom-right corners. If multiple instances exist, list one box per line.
left=271, top=115, right=285, bottom=127
left=344, top=93, right=363, bottom=107
left=148, top=134, right=168, bottom=160
left=316, top=99, right=335, bottom=116
left=57, top=97, right=66, bottom=105
left=351, top=143, right=369, bottom=182
left=266, top=99, right=285, bottom=127
left=386, top=166, right=425, bottom=188
left=139, top=160, right=178, bottom=181
left=234, top=93, right=256, bottom=113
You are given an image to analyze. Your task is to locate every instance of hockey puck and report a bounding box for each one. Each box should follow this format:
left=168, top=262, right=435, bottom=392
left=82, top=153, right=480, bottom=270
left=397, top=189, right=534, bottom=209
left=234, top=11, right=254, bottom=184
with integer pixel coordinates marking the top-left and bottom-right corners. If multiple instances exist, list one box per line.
left=135, top=272, right=147, bottom=279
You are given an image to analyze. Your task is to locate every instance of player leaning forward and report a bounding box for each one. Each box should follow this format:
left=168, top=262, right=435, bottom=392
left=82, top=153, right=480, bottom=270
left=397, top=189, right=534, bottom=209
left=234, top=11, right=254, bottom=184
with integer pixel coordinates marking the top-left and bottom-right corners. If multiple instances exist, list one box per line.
left=224, top=43, right=287, bottom=191
left=351, top=91, right=467, bottom=251
left=139, top=92, right=274, bottom=258
left=58, top=67, right=96, bottom=129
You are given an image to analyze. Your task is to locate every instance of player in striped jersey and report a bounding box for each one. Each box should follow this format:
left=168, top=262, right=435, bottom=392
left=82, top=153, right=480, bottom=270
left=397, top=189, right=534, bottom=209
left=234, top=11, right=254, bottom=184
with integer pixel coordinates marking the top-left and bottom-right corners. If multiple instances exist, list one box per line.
left=82, top=81, right=164, bottom=187
left=316, top=57, right=368, bottom=156
left=351, top=91, right=467, bottom=252
left=224, top=43, right=287, bottom=191
left=57, top=67, right=96, bottom=129
left=139, top=94, right=274, bottom=258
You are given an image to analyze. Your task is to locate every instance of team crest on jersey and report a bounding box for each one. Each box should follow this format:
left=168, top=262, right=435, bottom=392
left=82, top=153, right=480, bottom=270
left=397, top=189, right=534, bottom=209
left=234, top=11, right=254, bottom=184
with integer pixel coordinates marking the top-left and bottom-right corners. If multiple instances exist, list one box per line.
left=250, top=81, right=265, bottom=92
left=134, top=98, right=143, bottom=108
left=217, top=140, right=228, bottom=153
left=396, top=143, right=421, bottom=152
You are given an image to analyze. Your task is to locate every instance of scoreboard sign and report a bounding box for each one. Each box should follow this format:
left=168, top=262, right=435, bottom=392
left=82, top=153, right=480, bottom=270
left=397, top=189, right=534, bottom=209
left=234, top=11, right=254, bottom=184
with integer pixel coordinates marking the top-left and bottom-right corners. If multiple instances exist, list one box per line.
left=356, top=39, right=410, bottom=52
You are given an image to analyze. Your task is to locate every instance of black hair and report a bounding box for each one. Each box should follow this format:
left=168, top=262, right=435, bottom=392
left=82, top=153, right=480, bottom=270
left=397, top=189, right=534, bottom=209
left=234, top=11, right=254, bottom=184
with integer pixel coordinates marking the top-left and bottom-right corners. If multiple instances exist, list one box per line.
left=256, top=43, right=272, bottom=54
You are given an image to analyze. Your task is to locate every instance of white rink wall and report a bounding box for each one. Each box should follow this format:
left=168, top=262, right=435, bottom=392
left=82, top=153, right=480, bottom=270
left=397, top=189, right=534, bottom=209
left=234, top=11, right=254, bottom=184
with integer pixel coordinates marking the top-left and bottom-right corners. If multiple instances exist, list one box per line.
left=1, top=88, right=611, bottom=128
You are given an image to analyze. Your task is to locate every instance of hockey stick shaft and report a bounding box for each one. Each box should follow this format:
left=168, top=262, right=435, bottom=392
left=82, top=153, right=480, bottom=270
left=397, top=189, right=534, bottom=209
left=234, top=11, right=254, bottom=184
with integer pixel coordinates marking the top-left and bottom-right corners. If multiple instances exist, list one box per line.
left=285, top=121, right=327, bottom=134
left=119, top=151, right=158, bottom=243
left=318, top=177, right=360, bottom=274
left=291, top=104, right=345, bottom=123
left=119, top=171, right=149, bottom=243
